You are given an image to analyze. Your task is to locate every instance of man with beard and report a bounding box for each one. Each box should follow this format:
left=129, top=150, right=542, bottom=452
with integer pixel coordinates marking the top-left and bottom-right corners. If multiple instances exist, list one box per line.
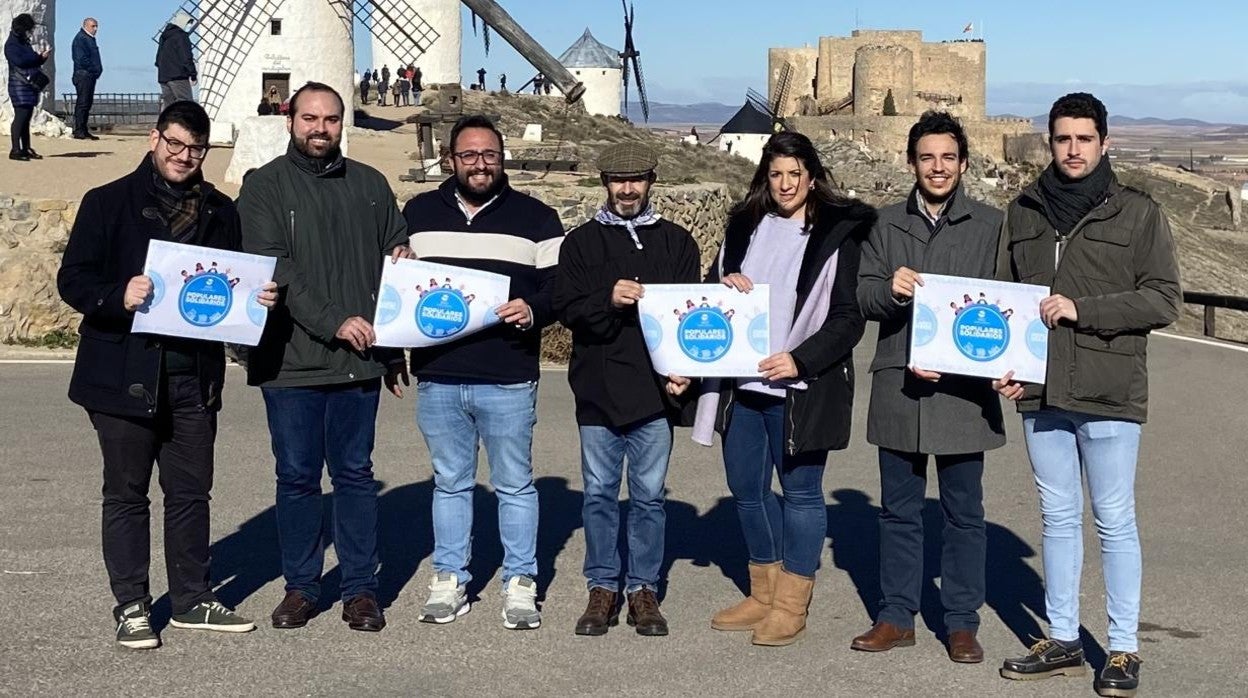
left=239, top=82, right=413, bottom=633
left=994, top=93, right=1180, bottom=698
left=400, top=114, right=564, bottom=630
left=553, top=142, right=699, bottom=637
left=852, top=111, right=1003, bottom=663
left=58, top=101, right=276, bottom=649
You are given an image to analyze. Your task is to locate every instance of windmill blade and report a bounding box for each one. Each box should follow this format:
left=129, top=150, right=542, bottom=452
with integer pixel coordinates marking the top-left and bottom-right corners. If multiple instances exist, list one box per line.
left=633, top=55, right=649, bottom=122
left=356, top=0, right=441, bottom=68
left=619, top=0, right=649, bottom=121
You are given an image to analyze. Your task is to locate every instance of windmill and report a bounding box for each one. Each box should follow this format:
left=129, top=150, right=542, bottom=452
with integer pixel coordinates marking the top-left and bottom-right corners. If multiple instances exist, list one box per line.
left=618, top=0, right=649, bottom=122
left=154, top=0, right=586, bottom=132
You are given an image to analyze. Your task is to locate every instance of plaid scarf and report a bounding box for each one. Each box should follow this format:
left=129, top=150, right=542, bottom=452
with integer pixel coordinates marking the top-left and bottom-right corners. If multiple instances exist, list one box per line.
left=593, top=203, right=662, bottom=249
left=150, top=165, right=203, bottom=243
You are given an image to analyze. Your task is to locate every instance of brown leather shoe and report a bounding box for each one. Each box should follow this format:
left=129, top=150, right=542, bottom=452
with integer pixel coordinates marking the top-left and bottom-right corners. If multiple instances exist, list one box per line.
left=626, top=588, right=668, bottom=636
left=574, top=587, right=619, bottom=636
left=850, top=621, right=916, bottom=652
left=342, top=593, right=386, bottom=632
left=271, top=590, right=317, bottom=629
left=947, top=629, right=984, bottom=663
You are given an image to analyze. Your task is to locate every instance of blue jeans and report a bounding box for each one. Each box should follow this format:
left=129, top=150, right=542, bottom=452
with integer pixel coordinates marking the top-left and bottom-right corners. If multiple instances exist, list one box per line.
left=722, top=392, right=827, bottom=578
left=416, top=380, right=538, bottom=585
left=1023, top=408, right=1142, bottom=652
left=876, top=448, right=985, bottom=632
left=262, top=380, right=381, bottom=602
left=579, top=416, right=672, bottom=593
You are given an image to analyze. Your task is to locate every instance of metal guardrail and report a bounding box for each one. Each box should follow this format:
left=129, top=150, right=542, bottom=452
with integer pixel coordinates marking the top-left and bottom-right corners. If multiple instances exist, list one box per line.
left=1184, top=292, right=1248, bottom=340
left=57, top=93, right=163, bottom=128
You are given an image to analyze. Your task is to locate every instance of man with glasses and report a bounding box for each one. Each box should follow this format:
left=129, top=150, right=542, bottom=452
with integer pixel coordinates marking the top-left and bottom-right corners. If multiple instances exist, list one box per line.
left=71, top=17, right=102, bottom=140
left=400, top=114, right=564, bottom=629
left=239, top=82, right=412, bottom=633
left=58, top=101, right=276, bottom=649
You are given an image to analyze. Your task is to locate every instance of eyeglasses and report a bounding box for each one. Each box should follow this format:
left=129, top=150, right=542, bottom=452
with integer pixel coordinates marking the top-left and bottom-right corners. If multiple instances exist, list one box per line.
left=453, top=150, right=502, bottom=165
left=159, top=132, right=210, bottom=160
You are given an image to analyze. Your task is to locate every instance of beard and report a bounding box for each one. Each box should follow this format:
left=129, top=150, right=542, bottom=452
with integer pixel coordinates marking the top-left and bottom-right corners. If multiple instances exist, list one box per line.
left=455, top=167, right=505, bottom=205
left=293, top=130, right=340, bottom=159
left=608, top=193, right=649, bottom=219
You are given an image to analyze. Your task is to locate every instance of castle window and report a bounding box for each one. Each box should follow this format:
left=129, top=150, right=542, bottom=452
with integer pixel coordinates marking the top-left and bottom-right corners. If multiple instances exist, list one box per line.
left=270, top=19, right=282, bottom=36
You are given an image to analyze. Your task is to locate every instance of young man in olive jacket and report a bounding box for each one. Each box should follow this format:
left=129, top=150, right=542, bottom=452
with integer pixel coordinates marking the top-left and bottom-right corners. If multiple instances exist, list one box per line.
left=852, top=112, right=1003, bottom=664
left=553, top=142, right=697, bottom=638
left=58, top=101, right=275, bottom=649
left=994, top=93, right=1180, bottom=698
left=239, top=82, right=412, bottom=633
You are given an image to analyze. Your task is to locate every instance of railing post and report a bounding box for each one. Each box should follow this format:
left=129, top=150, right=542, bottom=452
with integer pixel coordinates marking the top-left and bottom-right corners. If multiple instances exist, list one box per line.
left=1204, top=305, right=1216, bottom=338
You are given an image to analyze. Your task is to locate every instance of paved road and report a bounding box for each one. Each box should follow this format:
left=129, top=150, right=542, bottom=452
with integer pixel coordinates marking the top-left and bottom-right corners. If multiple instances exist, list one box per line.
left=1, top=331, right=1244, bottom=696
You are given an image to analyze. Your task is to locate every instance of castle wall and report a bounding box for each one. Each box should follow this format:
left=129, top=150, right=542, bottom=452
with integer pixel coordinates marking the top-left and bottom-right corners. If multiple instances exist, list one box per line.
left=917, top=43, right=986, bottom=119
left=787, top=114, right=1031, bottom=161
left=853, top=45, right=913, bottom=116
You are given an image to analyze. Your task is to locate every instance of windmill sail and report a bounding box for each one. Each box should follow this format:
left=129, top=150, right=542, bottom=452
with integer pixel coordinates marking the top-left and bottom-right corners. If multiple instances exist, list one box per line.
left=356, top=0, right=442, bottom=69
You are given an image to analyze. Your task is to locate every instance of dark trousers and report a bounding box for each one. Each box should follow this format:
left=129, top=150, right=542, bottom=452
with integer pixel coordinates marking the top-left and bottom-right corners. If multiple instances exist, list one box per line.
left=72, top=71, right=97, bottom=136
left=10, top=106, right=33, bottom=153
left=877, top=448, right=986, bottom=632
left=261, top=380, right=381, bottom=602
left=89, top=374, right=217, bottom=616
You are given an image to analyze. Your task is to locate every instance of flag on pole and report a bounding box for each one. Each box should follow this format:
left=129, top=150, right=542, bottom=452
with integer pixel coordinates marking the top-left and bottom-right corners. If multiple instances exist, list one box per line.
left=962, top=22, right=974, bottom=33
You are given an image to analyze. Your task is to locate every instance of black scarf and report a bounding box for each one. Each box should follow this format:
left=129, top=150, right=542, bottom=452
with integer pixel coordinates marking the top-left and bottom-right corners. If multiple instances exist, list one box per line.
left=148, top=157, right=204, bottom=243
left=287, top=140, right=344, bottom=177
left=1037, top=156, right=1113, bottom=235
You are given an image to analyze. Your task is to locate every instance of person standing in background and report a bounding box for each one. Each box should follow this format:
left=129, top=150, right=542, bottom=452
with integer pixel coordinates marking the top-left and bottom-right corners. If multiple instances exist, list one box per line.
left=71, top=17, right=102, bottom=140
left=155, top=11, right=197, bottom=107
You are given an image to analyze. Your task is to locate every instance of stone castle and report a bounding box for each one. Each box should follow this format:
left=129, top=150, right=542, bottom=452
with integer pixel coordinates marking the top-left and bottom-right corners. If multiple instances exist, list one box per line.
left=769, top=30, right=1042, bottom=162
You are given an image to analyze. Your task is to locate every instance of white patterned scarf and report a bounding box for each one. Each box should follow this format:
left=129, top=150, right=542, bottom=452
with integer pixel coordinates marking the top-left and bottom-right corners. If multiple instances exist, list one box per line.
left=594, top=203, right=662, bottom=249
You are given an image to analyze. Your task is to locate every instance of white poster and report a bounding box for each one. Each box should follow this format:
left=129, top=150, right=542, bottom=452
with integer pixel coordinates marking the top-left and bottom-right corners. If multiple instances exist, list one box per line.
left=373, top=258, right=511, bottom=348
left=132, top=240, right=276, bottom=346
left=637, top=284, right=771, bottom=378
left=910, top=273, right=1051, bottom=384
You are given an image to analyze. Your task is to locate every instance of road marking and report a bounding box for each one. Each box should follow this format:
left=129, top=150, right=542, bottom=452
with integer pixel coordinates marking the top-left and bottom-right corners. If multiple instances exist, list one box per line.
left=1154, top=331, right=1248, bottom=353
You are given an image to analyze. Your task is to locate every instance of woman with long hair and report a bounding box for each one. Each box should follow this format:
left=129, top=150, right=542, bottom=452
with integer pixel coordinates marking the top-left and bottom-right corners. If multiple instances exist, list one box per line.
left=5, top=12, right=50, bottom=161
left=695, top=130, right=875, bottom=646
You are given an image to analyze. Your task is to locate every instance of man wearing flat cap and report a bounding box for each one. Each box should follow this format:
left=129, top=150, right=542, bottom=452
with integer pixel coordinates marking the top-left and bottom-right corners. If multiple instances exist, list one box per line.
left=553, top=141, right=701, bottom=638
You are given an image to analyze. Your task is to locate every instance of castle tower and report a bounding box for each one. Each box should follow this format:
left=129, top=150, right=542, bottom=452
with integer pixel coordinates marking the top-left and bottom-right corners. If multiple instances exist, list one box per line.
left=369, top=0, right=461, bottom=85
left=557, top=28, right=621, bottom=118
left=853, top=44, right=914, bottom=116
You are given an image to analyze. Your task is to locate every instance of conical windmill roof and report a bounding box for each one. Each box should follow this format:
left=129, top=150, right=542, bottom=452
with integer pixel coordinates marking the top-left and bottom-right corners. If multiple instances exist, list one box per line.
left=559, top=29, right=621, bottom=69
left=721, top=100, right=775, bottom=134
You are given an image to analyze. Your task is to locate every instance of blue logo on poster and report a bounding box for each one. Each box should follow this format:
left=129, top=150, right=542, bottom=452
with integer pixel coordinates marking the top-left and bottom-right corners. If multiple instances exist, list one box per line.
left=641, top=313, right=662, bottom=351
left=952, top=304, right=1009, bottom=362
left=747, top=312, right=769, bottom=354
left=912, top=304, right=938, bottom=347
left=416, top=289, right=470, bottom=338
left=246, top=288, right=267, bottom=327
left=1025, top=318, right=1048, bottom=360
left=678, top=307, right=733, bottom=363
left=178, top=272, right=233, bottom=327
left=376, top=284, right=402, bottom=326
left=146, top=271, right=166, bottom=310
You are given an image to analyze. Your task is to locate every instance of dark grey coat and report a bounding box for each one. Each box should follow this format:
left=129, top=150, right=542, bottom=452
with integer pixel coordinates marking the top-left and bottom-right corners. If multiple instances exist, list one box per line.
left=857, top=188, right=1006, bottom=455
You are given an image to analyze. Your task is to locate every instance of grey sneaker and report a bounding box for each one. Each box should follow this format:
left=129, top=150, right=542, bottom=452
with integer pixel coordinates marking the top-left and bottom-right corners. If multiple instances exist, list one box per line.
left=419, top=571, right=469, bottom=624
left=114, top=602, right=159, bottom=650
left=170, top=601, right=256, bottom=633
left=501, top=576, right=540, bottom=630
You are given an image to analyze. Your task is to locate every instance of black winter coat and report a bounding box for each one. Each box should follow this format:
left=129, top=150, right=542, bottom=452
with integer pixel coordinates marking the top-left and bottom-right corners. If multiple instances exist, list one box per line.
left=706, top=200, right=875, bottom=454
left=155, top=24, right=196, bottom=83
left=57, top=157, right=241, bottom=418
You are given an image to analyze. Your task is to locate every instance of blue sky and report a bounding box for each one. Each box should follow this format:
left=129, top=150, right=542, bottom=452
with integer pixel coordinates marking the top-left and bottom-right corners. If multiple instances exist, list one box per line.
left=46, top=0, right=1248, bottom=122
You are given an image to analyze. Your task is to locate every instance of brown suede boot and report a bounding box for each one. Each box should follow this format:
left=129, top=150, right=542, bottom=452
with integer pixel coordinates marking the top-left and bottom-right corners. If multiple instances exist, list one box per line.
left=711, top=562, right=781, bottom=631
left=751, top=568, right=814, bottom=646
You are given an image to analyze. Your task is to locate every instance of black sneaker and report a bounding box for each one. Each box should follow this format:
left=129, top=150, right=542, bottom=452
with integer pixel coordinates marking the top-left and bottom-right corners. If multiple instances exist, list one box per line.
left=1000, top=637, right=1086, bottom=680
left=114, top=601, right=159, bottom=650
left=1095, top=652, right=1142, bottom=697
left=170, top=601, right=256, bottom=633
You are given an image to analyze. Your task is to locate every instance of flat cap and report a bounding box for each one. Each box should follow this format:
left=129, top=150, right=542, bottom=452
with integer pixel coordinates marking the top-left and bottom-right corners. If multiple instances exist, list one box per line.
left=597, top=141, right=658, bottom=176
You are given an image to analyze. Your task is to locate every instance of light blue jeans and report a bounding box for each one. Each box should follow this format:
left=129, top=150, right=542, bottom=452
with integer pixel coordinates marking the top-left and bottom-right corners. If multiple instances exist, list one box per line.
left=1022, top=408, right=1142, bottom=652
left=416, top=380, right=539, bottom=585
left=579, top=417, right=672, bottom=593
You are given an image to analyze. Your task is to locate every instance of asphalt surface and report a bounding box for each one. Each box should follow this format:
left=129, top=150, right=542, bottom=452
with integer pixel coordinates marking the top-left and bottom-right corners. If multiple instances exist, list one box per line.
left=1, top=330, right=1244, bottom=696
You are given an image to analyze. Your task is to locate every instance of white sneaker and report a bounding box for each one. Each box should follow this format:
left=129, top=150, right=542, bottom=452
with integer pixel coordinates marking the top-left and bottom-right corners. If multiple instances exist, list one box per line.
left=419, top=571, right=469, bottom=623
left=501, top=576, right=540, bottom=630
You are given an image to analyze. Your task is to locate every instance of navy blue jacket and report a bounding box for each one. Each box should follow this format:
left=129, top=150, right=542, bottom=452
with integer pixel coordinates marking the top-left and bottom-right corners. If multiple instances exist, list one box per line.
left=5, top=31, right=47, bottom=108
left=57, top=157, right=242, bottom=419
left=402, top=176, right=565, bottom=384
left=71, top=29, right=102, bottom=78
left=155, top=24, right=195, bottom=83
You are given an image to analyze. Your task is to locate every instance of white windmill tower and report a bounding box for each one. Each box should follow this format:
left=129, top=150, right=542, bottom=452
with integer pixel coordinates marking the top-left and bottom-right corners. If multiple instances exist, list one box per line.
left=369, top=0, right=460, bottom=86
left=155, top=0, right=442, bottom=138
left=557, top=29, right=620, bottom=118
